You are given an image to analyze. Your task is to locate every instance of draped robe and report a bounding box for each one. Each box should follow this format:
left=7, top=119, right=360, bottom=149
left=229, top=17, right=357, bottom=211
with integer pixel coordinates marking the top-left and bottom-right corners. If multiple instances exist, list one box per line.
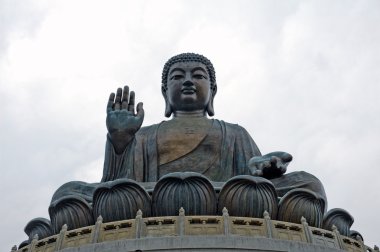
left=50, top=118, right=327, bottom=230
left=52, top=119, right=326, bottom=205
left=101, top=119, right=261, bottom=182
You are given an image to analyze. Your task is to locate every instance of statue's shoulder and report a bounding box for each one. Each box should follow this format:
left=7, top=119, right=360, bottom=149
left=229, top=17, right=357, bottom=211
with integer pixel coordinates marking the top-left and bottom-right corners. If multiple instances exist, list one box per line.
left=214, top=119, right=249, bottom=135
left=214, top=119, right=258, bottom=152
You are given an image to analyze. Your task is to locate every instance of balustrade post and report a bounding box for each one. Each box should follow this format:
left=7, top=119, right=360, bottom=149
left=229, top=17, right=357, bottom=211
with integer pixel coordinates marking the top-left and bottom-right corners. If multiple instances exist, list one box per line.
left=301, top=216, right=315, bottom=244
left=54, top=224, right=67, bottom=251
left=263, top=211, right=273, bottom=238
left=135, top=209, right=143, bottom=239
left=91, top=215, right=103, bottom=243
left=222, top=207, right=230, bottom=236
left=332, top=225, right=345, bottom=250
left=29, top=234, right=38, bottom=252
left=178, top=207, right=185, bottom=236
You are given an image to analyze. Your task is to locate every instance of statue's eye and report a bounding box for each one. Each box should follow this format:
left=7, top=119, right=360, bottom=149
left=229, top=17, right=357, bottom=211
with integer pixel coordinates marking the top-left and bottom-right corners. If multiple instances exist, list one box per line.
left=170, top=74, right=183, bottom=80
left=193, top=74, right=205, bottom=79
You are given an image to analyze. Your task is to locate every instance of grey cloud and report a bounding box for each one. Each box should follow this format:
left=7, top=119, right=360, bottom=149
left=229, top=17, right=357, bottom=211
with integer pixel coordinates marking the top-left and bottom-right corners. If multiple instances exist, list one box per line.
left=0, top=0, right=48, bottom=59
left=1, top=0, right=379, bottom=250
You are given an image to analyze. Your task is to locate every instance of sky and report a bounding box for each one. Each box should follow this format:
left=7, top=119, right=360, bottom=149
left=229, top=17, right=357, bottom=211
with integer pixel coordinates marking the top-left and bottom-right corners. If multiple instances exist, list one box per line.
left=0, top=0, right=379, bottom=250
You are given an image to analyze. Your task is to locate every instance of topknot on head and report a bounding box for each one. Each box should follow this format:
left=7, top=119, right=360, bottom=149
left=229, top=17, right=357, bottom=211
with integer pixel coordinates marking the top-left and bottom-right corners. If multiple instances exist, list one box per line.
left=161, top=53, right=216, bottom=90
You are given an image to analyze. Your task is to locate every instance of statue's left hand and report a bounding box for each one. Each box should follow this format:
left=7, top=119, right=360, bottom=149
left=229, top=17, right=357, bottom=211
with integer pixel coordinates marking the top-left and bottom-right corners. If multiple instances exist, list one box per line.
left=248, top=151, right=293, bottom=179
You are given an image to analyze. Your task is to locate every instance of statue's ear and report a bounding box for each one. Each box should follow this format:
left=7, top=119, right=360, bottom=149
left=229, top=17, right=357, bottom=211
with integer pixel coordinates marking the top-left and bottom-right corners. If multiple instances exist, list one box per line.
left=207, top=84, right=217, bottom=117
left=162, top=86, right=172, bottom=117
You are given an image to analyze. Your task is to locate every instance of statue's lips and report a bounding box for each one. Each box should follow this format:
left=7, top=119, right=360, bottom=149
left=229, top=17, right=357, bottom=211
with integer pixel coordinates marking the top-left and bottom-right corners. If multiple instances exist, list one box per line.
left=181, top=88, right=196, bottom=94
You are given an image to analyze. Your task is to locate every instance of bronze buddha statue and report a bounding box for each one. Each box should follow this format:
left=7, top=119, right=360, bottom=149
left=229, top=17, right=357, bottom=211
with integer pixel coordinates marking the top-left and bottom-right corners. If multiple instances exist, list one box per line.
left=18, top=54, right=365, bottom=249
left=47, top=53, right=327, bottom=235
left=101, top=53, right=325, bottom=200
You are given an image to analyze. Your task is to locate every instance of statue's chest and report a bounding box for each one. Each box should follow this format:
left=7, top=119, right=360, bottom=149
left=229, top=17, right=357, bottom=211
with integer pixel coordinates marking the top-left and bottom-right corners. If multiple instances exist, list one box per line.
left=157, top=119, right=216, bottom=165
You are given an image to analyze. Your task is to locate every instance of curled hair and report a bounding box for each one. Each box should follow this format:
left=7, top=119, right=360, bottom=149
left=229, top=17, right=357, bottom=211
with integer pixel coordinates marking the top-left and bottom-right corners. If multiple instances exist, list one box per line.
left=161, top=53, right=216, bottom=90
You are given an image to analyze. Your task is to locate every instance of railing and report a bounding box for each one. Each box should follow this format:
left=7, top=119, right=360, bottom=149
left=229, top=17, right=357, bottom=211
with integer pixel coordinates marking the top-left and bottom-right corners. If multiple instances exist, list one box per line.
left=15, top=208, right=377, bottom=252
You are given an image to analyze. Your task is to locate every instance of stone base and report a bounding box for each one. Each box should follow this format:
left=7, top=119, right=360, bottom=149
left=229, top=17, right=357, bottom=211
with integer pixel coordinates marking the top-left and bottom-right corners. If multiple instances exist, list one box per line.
left=20, top=214, right=370, bottom=252
left=61, top=236, right=345, bottom=252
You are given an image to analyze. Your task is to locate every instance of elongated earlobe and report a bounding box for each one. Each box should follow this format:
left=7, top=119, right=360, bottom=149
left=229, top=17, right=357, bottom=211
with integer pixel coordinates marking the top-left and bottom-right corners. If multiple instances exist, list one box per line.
left=207, top=84, right=217, bottom=117
left=207, top=100, right=215, bottom=116
left=164, top=100, right=172, bottom=117
left=162, top=86, right=172, bottom=117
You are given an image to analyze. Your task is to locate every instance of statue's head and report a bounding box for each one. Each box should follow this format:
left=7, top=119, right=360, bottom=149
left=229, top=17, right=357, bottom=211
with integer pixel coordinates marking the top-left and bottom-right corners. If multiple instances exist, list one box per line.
left=161, top=53, right=217, bottom=117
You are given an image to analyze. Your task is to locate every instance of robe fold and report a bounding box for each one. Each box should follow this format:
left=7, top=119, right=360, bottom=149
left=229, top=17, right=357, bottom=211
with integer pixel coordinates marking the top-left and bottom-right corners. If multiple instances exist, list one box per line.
left=52, top=119, right=327, bottom=207
left=101, top=119, right=261, bottom=182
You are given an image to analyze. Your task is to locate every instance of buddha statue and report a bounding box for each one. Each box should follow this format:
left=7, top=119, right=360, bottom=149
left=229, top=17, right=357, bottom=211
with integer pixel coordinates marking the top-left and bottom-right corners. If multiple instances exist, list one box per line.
left=101, top=53, right=326, bottom=200
left=48, top=53, right=327, bottom=234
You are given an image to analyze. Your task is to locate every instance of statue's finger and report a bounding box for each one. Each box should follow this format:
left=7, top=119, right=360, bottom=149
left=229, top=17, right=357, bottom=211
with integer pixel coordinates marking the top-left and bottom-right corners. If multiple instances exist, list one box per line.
left=280, top=166, right=287, bottom=174
left=136, top=102, right=144, bottom=121
left=128, top=91, right=135, bottom=113
left=114, top=88, right=122, bottom=110
left=257, top=162, right=264, bottom=171
left=282, top=153, right=293, bottom=163
left=262, top=160, right=271, bottom=169
left=115, top=87, right=122, bottom=102
left=270, top=156, right=278, bottom=166
left=107, top=93, right=115, bottom=113
left=121, top=86, right=129, bottom=109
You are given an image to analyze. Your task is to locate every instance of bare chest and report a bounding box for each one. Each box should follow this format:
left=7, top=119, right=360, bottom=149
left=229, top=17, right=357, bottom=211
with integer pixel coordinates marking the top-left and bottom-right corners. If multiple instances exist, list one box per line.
left=157, top=118, right=214, bottom=165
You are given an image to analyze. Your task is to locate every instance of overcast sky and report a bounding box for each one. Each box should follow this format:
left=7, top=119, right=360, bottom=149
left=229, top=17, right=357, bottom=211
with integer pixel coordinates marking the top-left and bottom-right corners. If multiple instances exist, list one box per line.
left=1, top=0, right=379, bottom=250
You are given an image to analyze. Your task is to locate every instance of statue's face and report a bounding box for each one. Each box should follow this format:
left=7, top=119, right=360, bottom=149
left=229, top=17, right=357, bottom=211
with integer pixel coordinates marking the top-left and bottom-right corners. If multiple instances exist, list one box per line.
left=166, top=61, right=212, bottom=113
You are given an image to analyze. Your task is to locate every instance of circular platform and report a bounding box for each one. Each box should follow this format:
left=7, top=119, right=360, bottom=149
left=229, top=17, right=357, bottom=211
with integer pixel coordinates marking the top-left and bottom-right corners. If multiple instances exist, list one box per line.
left=20, top=213, right=370, bottom=252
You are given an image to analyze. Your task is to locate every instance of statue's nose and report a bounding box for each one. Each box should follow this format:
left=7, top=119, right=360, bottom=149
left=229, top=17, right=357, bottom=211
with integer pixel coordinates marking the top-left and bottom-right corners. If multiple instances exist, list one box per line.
left=182, top=80, right=194, bottom=87
left=182, top=72, right=194, bottom=86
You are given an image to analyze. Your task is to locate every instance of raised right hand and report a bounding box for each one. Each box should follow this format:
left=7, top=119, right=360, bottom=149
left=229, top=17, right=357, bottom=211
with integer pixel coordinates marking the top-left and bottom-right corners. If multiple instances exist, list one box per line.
left=106, top=86, right=144, bottom=153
